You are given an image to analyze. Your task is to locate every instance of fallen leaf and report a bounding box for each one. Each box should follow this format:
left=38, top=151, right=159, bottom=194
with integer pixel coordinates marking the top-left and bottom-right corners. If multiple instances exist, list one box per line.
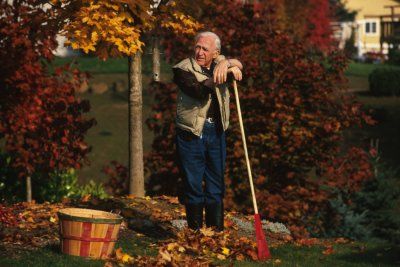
left=216, top=254, right=226, bottom=260
left=221, top=247, right=230, bottom=256
left=81, top=194, right=91, bottom=202
left=236, top=254, right=245, bottom=261
left=159, top=249, right=172, bottom=262
left=322, top=246, right=334, bottom=255
left=200, top=228, right=215, bottom=237
left=122, top=253, right=134, bottom=264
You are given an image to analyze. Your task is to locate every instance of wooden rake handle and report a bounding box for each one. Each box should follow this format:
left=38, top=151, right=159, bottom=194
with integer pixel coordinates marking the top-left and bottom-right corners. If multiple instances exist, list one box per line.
left=233, top=80, right=259, bottom=214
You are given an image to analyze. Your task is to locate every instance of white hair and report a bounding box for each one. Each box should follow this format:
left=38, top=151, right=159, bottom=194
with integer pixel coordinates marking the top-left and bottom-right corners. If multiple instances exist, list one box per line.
left=195, top=31, right=221, bottom=51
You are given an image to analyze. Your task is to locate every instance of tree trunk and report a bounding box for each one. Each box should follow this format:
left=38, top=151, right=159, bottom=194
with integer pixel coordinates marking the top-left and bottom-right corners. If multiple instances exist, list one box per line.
left=26, top=176, right=32, bottom=202
left=128, top=52, right=145, bottom=197
left=152, top=37, right=161, bottom=82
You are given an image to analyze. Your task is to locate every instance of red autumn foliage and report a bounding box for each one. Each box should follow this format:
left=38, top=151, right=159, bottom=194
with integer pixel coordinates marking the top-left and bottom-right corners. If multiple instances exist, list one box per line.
left=306, top=0, right=333, bottom=51
left=143, top=0, right=374, bottom=238
left=0, top=205, right=18, bottom=228
left=0, top=2, right=94, bottom=181
left=103, top=161, right=129, bottom=196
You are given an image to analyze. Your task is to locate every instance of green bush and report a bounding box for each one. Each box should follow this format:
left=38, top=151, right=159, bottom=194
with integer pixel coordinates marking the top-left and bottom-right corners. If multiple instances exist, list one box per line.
left=327, top=157, right=400, bottom=243
left=34, top=169, right=80, bottom=203
left=34, top=170, right=109, bottom=202
left=1, top=151, right=108, bottom=203
left=0, top=152, right=24, bottom=203
left=388, top=48, right=400, bottom=66
left=72, top=180, right=109, bottom=200
left=369, top=68, right=400, bottom=96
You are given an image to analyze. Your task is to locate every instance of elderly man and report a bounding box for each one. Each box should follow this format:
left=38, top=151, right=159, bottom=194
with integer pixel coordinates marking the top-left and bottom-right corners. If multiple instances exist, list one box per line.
left=173, top=31, right=243, bottom=231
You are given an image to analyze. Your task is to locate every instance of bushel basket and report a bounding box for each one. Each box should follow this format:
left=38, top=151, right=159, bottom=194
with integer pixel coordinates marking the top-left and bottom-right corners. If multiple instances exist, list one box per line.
left=58, top=208, right=123, bottom=259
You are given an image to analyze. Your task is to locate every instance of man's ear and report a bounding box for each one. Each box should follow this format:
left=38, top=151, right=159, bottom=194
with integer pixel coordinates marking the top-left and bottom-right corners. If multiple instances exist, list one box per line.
left=212, top=50, right=220, bottom=59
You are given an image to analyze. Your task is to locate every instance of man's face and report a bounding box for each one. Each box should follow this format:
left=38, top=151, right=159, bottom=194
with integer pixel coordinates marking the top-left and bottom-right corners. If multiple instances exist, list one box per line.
left=194, top=36, right=219, bottom=68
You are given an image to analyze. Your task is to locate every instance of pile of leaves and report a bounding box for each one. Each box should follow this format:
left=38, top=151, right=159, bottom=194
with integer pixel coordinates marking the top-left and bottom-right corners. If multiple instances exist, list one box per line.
left=0, top=196, right=355, bottom=265
left=112, top=228, right=259, bottom=266
left=0, top=201, right=69, bottom=250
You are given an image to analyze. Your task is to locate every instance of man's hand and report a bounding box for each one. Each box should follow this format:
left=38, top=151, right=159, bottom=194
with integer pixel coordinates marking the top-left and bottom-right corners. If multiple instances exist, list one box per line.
left=228, top=66, right=242, bottom=81
left=213, top=59, right=230, bottom=84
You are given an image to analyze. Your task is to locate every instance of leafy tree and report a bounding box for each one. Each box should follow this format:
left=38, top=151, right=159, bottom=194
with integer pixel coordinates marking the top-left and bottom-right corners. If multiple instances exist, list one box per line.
left=0, top=0, right=94, bottom=201
left=329, top=0, right=356, bottom=22
left=60, top=0, right=200, bottom=197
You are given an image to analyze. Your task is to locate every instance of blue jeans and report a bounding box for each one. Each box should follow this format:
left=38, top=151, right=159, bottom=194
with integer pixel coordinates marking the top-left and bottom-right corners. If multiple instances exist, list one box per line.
left=176, top=121, right=226, bottom=205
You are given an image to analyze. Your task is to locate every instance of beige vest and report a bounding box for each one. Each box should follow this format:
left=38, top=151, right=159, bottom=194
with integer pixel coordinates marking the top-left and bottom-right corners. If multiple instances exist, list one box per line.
left=173, top=57, right=230, bottom=136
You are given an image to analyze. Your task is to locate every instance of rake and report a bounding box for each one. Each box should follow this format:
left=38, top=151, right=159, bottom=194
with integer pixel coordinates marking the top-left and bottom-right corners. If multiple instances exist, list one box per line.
left=233, top=79, right=271, bottom=261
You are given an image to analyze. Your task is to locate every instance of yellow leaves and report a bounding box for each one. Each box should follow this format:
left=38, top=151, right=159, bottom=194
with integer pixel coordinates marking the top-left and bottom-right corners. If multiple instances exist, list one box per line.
left=160, top=12, right=202, bottom=35
left=221, top=247, right=230, bottom=256
left=115, top=247, right=134, bottom=264
left=200, top=227, right=215, bottom=237
left=64, top=0, right=143, bottom=59
left=64, top=1, right=201, bottom=59
left=49, top=216, right=57, bottom=223
left=91, top=32, right=98, bottom=43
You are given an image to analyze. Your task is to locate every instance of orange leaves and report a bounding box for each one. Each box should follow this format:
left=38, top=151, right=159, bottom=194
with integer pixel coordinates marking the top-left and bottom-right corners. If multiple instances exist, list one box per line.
left=160, top=12, right=202, bottom=35
left=159, top=228, right=258, bottom=262
left=0, top=202, right=68, bottom=248
left=64, top=0, right=201, bottom=59
left=115, top=247, right=134, bottom=264
left=64, top=1, right=144, bottom=58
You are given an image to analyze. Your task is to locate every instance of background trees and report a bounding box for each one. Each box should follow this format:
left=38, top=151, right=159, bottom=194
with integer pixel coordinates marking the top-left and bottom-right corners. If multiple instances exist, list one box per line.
left=0, top=0, right=95, bottom=202
left=145, top=0, right=375, bottom=237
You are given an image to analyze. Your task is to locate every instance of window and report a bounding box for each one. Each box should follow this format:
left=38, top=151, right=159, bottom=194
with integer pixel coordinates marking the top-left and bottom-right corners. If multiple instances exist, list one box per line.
left=365, top=21, right=377, bottom=35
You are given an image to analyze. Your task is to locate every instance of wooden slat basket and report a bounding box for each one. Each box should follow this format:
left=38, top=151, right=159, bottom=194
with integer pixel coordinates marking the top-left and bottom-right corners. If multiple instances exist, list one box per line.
left=58, top=208, right=123, bottom=259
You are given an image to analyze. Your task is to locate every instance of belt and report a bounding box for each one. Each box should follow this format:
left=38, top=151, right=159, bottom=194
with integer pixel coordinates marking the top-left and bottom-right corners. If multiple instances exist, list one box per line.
left=205, top=117, right=215, bottom=123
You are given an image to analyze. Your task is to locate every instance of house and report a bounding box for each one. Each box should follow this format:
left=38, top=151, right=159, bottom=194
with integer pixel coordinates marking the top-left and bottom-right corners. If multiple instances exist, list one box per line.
left=342, top=0, right=400, bottom=58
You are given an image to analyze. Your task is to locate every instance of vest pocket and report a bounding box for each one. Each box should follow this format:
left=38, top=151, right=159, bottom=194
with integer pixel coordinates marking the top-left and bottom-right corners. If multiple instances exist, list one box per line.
left=177, top=95, right=199, bottom=127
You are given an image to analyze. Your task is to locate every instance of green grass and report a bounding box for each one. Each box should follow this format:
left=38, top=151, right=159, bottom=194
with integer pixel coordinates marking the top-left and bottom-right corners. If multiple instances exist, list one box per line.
left=76, top=76, right=165, bottom=185
left=345, top=94, right=400, bottom=168
left=1, top=239, right=398, bottom=266
left=345, top=62, right=400, bottom=77
left=48, top=54, right=172, bottom=75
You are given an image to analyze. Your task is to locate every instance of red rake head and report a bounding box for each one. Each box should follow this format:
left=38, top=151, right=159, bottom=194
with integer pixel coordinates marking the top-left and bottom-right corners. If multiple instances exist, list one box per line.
left=254, top=213, right=271, bottom=261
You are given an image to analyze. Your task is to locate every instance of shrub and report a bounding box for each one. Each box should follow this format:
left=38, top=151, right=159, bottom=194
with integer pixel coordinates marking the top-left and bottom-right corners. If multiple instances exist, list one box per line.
left=388, top=48, right=400, bottom=65
left=73, top=180, right=109, bottom=200
left=369, top=68, right=400, bottom=96
left=363, top=51, right=386, bottom=64
left=1, top=152, right=108, bottom=203
left=103, top=161, right=129, bottom=196
left=325, top=152, right=400, bottom=243
left=0, top=0, right=95, bottom=201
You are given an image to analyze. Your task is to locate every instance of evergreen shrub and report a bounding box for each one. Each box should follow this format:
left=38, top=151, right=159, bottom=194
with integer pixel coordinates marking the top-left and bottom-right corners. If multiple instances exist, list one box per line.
left=369, top=68, right=400, bottom=96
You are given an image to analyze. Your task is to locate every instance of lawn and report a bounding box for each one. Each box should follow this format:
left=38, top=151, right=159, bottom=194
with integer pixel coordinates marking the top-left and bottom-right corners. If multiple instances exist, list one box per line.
left=344, top=94, right=400, bottom=168
left=345, top=62, right=400, bottom=77
left=1, top=235, right=398, bottom=266
left=65, top=55, right=173, bottom=185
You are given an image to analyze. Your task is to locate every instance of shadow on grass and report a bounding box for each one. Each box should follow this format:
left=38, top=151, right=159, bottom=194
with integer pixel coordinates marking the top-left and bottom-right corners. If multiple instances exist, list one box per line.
left=337, top=245, right=400, bottom=266
left=0, top=242, right=104, bottom=267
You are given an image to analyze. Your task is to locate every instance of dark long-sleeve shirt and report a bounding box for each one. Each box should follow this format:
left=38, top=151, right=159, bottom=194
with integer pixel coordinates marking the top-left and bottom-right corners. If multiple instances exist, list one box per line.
left=173, top=62, right=220, bottom=123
